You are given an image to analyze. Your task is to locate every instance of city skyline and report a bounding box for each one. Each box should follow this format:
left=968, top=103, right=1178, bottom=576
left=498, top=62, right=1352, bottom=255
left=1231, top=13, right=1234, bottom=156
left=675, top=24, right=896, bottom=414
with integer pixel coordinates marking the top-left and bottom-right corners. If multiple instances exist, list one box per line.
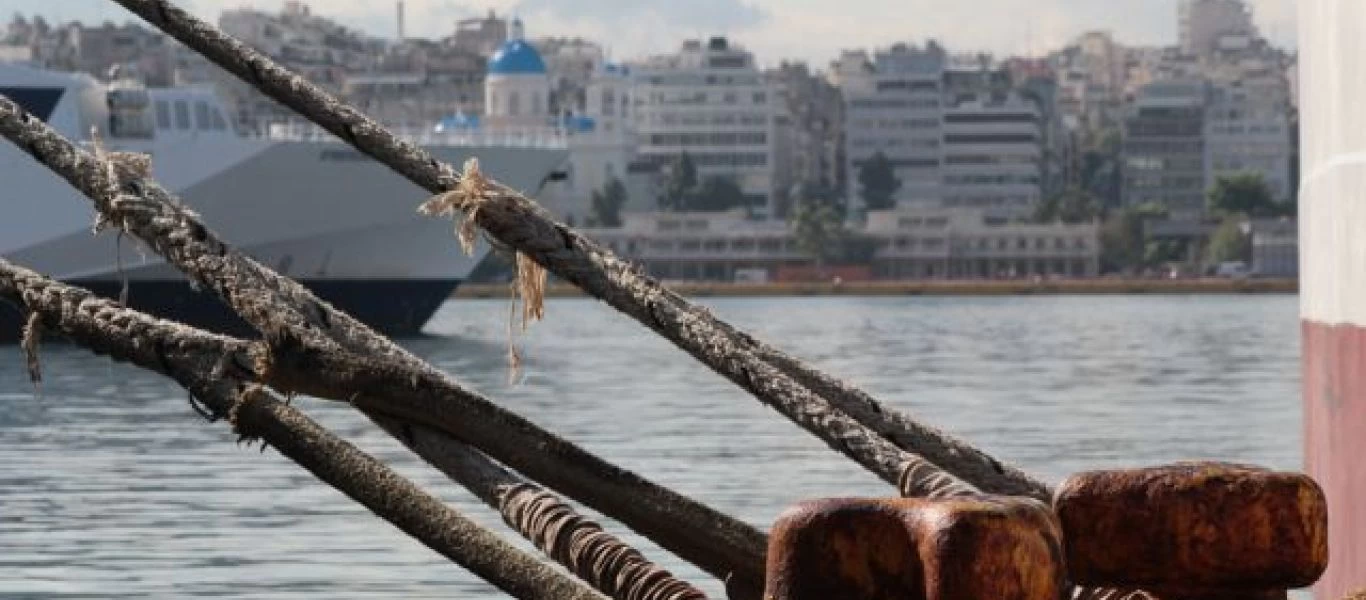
left=5, top=0, right=1297, bottom=67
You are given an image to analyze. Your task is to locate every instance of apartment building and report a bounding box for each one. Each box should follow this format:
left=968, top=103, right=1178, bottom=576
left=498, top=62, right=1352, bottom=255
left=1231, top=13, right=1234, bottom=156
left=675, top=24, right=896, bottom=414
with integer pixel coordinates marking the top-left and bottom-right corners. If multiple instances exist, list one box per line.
left=940, top=92, right=1044, bottom=218
left=840, top=42, right=947, bottom=209
left=1204, top=81, right=1292, bottom=203
left=1122, top=79, right=1210, bottom=220
left=631, top=36, right=779, bottom=217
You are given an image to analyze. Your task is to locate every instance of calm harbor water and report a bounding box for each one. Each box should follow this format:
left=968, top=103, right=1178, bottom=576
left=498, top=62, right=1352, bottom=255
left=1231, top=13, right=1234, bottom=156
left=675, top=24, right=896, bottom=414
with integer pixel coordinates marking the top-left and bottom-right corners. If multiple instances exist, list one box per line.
left=0, top=294, right=1302, bottom=598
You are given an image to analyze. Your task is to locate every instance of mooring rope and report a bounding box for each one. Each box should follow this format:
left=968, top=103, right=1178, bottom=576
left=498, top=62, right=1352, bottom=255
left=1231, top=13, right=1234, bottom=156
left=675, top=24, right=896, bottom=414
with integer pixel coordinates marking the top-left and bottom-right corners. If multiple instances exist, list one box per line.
left=0, top=261, right=606, bottom=600
left=104, top=0, right=1051, bottom=506
left=0, top=90, right=767, bottom=596
left=500, top=484, right=708, bottom=600
left=898, top=457, right=980, bottom=499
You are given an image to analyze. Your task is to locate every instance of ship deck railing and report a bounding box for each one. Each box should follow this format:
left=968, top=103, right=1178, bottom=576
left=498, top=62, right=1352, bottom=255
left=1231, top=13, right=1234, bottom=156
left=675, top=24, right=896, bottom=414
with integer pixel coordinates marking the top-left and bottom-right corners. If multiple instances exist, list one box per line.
left=243, top=120, right=571, bottom=149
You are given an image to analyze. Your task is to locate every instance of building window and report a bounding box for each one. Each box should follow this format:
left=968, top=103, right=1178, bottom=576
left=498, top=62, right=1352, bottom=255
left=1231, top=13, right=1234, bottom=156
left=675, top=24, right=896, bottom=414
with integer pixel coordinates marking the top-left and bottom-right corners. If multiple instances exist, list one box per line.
left=753, top=91, right=767, bottom=104
left=508, top=91, right=520, bottom=116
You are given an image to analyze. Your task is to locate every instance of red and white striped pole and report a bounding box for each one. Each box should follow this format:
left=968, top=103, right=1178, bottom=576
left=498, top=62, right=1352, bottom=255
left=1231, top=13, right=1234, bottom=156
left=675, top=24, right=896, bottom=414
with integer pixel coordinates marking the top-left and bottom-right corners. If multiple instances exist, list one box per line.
left=1300, top=2, right=1366, bottom=597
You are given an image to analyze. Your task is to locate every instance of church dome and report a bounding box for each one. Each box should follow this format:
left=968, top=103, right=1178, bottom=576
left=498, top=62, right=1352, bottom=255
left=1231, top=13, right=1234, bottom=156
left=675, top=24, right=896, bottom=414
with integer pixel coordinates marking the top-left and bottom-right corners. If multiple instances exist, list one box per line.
left=488, top=27, right=546, bottom=75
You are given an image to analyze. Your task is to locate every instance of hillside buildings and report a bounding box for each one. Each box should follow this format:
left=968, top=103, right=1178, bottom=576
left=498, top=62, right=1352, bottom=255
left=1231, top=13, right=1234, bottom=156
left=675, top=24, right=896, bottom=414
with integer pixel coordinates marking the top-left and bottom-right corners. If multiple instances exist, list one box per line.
left=452, top=10, right=509, bottom=57
left=0, top=0, right=1295, bottom=278
left=1179, top=0, right=1256, bottom=58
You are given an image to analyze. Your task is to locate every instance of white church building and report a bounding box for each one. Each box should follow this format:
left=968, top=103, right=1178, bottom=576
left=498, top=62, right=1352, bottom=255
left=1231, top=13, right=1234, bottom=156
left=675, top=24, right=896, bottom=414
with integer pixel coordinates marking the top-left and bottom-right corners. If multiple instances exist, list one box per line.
left=479, top=19, right=639, bottom=224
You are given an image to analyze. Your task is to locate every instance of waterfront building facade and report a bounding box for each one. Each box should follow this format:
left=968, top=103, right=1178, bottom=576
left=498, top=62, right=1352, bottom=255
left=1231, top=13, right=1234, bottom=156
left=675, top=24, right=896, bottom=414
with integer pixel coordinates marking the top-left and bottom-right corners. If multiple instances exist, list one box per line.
left=582, top=207, right=1099, bottom=282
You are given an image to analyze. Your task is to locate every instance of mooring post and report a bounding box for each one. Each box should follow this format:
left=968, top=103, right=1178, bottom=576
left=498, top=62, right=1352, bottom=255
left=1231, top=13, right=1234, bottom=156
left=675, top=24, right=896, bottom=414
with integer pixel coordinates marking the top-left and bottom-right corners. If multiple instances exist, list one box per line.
left=764, top=496, right=1064, bottom=600
left=1054, top=462, right=1329, bottom=600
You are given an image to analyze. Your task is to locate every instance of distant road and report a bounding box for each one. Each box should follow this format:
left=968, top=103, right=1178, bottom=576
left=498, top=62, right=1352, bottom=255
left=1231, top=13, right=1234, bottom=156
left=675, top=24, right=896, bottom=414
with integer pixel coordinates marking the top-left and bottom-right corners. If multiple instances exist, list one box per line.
left=454, top=278, right=1298, bottom=299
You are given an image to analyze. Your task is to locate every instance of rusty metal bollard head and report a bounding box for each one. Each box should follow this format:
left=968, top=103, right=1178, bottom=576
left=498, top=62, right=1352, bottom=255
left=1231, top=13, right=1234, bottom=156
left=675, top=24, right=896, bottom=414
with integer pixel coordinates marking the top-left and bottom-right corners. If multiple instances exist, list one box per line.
left=764, top=495, right=1065, bottom=600
left=1053, top=462, right=1329, bottom=599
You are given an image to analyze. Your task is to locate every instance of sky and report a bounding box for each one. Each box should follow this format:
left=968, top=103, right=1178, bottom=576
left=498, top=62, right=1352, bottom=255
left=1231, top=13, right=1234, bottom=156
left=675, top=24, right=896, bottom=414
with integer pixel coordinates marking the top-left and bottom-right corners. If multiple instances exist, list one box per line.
left=3, top=0, right=1297, bottom=67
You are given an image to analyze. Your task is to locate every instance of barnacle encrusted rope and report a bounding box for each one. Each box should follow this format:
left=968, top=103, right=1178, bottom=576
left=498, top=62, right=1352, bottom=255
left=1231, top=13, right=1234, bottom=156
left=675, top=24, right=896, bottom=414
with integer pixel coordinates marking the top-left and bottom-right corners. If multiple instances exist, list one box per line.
left=499, top=484, right=709, bottom=600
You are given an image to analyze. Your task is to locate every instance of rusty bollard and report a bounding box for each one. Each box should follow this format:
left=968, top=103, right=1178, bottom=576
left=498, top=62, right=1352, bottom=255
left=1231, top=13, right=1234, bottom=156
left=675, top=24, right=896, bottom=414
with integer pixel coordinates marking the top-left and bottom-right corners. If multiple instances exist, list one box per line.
left=764, top=496, right=1065, bottom=600
left=1054, top=462, right=1329, bottom=600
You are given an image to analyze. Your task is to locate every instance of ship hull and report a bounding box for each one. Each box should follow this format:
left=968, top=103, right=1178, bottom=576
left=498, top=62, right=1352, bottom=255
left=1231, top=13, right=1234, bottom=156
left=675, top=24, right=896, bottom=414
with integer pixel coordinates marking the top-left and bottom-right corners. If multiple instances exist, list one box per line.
left=0, top=276, right=459, bottom=343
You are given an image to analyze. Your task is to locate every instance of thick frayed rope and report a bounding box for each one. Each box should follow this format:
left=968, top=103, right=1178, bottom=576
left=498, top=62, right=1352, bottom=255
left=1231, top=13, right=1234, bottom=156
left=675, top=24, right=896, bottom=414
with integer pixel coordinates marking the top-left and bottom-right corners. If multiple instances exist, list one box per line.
left=419, top=157, right=487, bottom=255
left=21, top=310, right=42, bottom=391
left=499, top=484, right=708, bottom=600
left=898, top=458, right=979, bottom=499
left=1073, top=590, right=1155, bottom=600
left=422, top=158, right=546, bottom=384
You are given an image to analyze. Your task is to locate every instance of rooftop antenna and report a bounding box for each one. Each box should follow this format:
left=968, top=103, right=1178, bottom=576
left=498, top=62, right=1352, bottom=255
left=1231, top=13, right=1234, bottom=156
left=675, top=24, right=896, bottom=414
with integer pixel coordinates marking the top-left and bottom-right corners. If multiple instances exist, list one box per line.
left=396, top=1, right=405, bottom=41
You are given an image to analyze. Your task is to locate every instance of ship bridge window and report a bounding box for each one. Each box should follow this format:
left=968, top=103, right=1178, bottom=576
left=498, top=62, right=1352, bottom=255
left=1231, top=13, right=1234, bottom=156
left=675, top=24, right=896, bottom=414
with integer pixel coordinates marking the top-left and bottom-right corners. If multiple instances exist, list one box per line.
left=109, top=111, right=153, bottom=139
left=195, top=101, right=211, bottom=129
left=173, top=100, right=191, bottom=130
left=155, top=100, right=171, bottom=129
left=210, top=108, right=227, bottom=130
left=0, top=87, right=64, bottom=122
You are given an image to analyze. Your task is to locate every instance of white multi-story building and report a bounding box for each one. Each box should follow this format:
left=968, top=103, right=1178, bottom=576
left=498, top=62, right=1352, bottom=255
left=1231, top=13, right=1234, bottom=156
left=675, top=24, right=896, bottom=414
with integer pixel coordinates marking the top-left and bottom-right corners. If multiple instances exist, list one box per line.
left=1204, top=81, right=1292, bottom=202
left=940, top=92, right=1044, bottom=217
left=840, top=42, right=948, bottom=209
left=1179, top=0, right=1256, bottom=58
left=631, top=36, right=779, bottom=218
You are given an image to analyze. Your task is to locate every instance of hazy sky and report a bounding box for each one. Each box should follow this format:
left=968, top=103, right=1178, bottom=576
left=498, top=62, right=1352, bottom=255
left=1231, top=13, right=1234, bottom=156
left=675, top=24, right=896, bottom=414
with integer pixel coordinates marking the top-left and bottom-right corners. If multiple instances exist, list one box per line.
left=3, top=0, right=1297, bottom=67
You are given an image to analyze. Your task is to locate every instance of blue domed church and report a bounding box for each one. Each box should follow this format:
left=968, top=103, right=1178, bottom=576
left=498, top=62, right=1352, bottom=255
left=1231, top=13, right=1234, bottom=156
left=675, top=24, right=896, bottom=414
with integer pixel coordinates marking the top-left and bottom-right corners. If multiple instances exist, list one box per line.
left=483, top=19, right=551, bottom=128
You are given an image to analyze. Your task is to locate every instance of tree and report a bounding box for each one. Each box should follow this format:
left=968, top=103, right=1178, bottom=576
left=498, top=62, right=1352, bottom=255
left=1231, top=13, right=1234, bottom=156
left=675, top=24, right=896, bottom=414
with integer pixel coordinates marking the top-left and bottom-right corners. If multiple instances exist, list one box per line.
left=1079, top=127, right=1122, bottom=209
left=788, top=181, right=843, bottom=220
left=1205, top=218, right=1251, bottom=266
left=687, top=176, right=748, bottom=212
left=1099, top=202, right=1168, bottom=274
left=1035, top=187, right=1100, bottom=224
left=658, top=152, right=698, bottom=212
left=588, top=177, right=627, bottom=227
left=1207, top=173, right=1286, bottom=218
left=858, top=152, right=901, bottom=212
left=791, top=195, right=847, bottom=268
